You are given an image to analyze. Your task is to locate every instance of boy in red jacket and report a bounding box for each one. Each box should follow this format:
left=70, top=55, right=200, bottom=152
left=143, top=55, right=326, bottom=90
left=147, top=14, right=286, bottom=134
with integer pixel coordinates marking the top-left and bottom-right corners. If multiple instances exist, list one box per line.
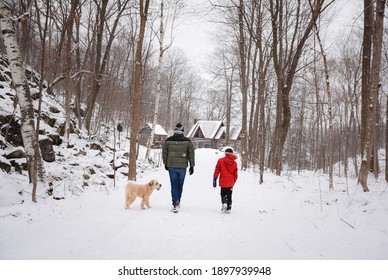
left=213, top=148, right=238, bottom=213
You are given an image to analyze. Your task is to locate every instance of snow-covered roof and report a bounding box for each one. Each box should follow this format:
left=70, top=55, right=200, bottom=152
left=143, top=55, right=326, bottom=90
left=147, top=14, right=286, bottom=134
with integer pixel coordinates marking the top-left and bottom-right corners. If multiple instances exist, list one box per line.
left=214, top=126, right=225, bottom=140
left=187, top=120, right=241, bottom=140
left=187, top=121, right=223, bottom=139
left=229, top=126, right=242, bottom=140
left=145, top=123, right=167, bottom=136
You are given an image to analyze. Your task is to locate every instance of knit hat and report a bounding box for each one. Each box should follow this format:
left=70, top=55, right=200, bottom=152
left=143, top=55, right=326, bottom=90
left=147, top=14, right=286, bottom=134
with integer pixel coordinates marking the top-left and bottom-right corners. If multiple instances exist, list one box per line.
left=174, top=122, right=184, bottom=132
left=225, top=148, right=233, bottom=153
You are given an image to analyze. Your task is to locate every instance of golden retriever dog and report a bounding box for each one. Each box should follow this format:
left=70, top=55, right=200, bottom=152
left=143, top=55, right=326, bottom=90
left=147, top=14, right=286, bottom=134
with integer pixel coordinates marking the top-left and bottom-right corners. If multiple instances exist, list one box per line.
left=125, top=179, right=162, bottom=209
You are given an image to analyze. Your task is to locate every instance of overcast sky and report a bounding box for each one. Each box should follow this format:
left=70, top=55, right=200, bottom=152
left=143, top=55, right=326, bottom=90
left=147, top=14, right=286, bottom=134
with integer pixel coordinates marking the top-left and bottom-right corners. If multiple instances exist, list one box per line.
left=171, top=0, right=363, bottom=74
left=172, top=0, right=217, bottom=71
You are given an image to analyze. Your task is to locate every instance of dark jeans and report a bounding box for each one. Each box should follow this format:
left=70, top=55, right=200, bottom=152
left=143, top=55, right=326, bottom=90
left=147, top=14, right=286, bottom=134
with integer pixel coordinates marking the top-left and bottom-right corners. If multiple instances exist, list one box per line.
left=168, top=167, right=187, bottom=205
left=220, top=188, right=233, bottom=210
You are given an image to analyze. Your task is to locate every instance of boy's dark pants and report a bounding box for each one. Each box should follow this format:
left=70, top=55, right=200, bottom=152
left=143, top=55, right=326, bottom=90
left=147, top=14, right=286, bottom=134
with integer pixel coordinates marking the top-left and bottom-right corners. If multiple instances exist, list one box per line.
left=220, top=187, right=233, bottom=210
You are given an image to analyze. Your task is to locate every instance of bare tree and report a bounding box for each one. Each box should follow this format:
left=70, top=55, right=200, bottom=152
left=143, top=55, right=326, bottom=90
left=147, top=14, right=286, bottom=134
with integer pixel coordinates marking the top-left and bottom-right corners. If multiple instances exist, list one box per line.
left=334, top=36, right=362, bottom=179
left=221, top=51, right=237, bottom=145
left=33, top=0, right=50, bottom=195
left=162, top=49, right=186, bottom=131
left=145, top=0, right=181, bottom=161
left=207, top=40, right=239, bottom=143
left=315, top=24, right=334, bottom=190
left=267, top=0, right=329, bottom=175
left=237, top=0, right=249, bottom=170
left=83, top=0, right=131, bottom=133
left=243, top=0, right=272, bottom=182
left=128, top=0, right=151, bottom=180
left=0, top=2, right=46, bottom=202
left=64, top=0, right=79, bottom=144
left=359, top=0, right=386, bottom=192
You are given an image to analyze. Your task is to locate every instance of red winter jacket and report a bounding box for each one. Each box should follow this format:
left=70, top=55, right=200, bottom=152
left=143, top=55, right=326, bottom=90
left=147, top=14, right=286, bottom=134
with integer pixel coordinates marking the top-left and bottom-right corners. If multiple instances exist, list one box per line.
left=213, top=153, right=238, bottom=188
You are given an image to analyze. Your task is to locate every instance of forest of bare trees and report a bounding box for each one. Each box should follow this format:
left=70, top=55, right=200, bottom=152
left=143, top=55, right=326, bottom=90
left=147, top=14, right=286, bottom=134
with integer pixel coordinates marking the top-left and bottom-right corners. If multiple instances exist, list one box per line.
left=0, top=0, right=387, bottom=191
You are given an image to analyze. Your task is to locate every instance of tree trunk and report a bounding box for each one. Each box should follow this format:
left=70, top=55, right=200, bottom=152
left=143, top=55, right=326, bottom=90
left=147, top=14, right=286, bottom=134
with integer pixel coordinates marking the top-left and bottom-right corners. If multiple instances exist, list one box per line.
left=238, top=0, right=248, bottom=170
left=358, top=0, right=373, bottom=192
left=64, top=0, right=79, bottom=144
left=145, top=0, right=176, bottom=161
left=358, top=0, right=385, bottom=191
left=0, top=3, right=46, bottom=202
left=75, top=20, right=83, bottom=128
left=33, top=0, right=50, bottom=196
left=248, top=47, right=258, bottom=163
left=369, top=0, right=385, bottom=179
left=315, top=25, right=334, bottom=190
left=386, top=96, right=388, bottom=182
left=128, top=0, right=151, bottom=180
left=145, top=0, right=166, bottom=161
left=257, top=57, right=270, bottom=183
left=256, top=55, right=269, bottom=183
left=226, top=70, right=234, bottom=146
left=84, top=0, right=109, bottom=133
left=258, top=81, right=266, bottom=184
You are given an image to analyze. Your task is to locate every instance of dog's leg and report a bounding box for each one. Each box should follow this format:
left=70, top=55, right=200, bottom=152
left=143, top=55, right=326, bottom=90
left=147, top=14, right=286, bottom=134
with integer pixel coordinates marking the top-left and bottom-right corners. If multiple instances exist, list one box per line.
left=141, top=197, right=146, bottom=209
left=125, top=193, right=129, bottom=209
left=126, top=195, right=136, bottom=209
left=145, top=197, right=151, bottom=208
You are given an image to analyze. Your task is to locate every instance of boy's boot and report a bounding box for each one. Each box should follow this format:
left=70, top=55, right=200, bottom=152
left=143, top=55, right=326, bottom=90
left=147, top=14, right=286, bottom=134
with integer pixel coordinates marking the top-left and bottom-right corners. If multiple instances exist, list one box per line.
left=225, top=203, right=232, bottom=214
left=221, top=196, right=228, bottom=213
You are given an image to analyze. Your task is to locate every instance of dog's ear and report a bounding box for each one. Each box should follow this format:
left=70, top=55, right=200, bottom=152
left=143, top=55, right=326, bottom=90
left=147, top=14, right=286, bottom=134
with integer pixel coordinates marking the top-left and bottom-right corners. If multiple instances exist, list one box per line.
left=149, top=180, right=154, bottom=186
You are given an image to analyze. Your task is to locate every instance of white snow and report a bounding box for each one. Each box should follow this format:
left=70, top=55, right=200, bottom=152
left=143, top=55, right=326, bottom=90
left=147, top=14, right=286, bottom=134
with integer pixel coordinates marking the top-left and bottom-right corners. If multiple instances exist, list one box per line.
left=1, top=146, right=388, bottom=260
left=0, top=147, right=388, bottom=279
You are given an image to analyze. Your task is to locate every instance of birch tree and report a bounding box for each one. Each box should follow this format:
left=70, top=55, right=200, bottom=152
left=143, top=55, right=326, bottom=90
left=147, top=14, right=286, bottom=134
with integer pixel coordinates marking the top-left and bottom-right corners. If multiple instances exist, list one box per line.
left=145, top=0, right=181, bottom=161
left=0, top=1, right=46, bottom=202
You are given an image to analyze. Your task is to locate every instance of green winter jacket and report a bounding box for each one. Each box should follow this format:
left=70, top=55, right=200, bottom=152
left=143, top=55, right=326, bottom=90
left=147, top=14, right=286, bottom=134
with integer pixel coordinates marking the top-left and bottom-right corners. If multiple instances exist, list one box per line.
left=162, top=133, right=195, bottom=168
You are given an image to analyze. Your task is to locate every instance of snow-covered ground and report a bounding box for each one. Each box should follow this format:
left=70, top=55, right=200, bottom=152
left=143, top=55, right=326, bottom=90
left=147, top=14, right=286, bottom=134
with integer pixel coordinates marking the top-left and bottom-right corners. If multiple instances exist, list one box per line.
left=1, top=146, right=388, bottom=280
left=1, top=146, right=387, bottom=260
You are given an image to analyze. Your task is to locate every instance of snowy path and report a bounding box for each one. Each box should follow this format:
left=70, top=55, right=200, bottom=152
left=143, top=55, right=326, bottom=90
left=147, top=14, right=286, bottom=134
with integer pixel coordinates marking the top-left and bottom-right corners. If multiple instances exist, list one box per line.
left=1, top=149, right=387, bottom=260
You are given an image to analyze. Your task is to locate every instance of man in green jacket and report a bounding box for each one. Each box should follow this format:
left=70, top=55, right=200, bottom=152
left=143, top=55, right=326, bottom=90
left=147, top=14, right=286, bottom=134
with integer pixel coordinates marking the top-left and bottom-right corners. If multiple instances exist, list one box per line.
left=162, top=122, right=195, bottom=213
